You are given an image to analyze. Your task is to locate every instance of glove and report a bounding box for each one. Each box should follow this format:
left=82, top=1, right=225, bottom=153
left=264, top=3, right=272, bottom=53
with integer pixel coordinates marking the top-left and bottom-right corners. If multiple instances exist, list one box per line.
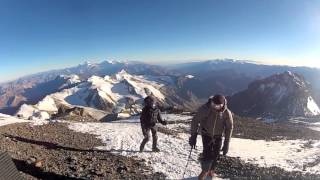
left=161, top=120, right=168, bottom=125
left=189, top=134, right=197, bottom=149
left=221, top=140, right=229, bottom=156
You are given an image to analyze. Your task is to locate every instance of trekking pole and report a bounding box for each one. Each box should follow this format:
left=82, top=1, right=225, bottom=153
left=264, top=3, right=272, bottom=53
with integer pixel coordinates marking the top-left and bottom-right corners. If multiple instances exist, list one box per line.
left=182, top=147, right=193, bottom=179
left=166, top=118, right=174, bottom=152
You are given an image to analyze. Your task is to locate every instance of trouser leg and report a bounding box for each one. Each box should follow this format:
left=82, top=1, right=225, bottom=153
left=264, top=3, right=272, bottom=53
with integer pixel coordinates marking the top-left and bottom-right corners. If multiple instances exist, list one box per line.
left=151, top=126, right=158, bottom=149
left=140, top=126, right=151, bottom=151
left=210, top=137, right=222, bottom=171
left=200, top=135, right=222, bottom=172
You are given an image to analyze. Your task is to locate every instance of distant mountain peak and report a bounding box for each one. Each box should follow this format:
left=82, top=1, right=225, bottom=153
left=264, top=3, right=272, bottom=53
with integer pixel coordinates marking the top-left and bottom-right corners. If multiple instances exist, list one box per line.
left=79, top=61, right=94, bottom=67
left=106, top=60, right=116, bottom=64
left=114, top=69, right=130, bottom=81
left=229, top=71, right=320, bottom=119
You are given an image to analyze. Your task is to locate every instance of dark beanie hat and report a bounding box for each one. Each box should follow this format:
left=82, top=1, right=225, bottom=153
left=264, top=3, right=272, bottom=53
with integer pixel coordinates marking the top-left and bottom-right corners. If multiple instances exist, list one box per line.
left=211, top=94, right=225, bottom=104
left=144, top=96, right=155, bottom=105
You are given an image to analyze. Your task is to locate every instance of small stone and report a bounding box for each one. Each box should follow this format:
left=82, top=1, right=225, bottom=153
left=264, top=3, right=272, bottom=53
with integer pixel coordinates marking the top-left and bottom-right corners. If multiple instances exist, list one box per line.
left=29, top=157, right=37, bottom=163
left=71, top=156, right=78, bottom=161
left=70, top=166, right=77, bottom=171
left=117, top=166, right=128, bottom=174
left=35, top=160, right=43, bottom=168
left=95, top=170, right=104, bottom=175
left=90, top=169, right=96, bottom=174
left=78, top=167, right=84, bottom=172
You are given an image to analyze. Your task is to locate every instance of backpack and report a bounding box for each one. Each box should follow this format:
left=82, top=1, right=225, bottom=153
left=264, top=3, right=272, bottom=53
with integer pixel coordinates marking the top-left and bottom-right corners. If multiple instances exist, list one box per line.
left=140, top=107, right=159, bottom=127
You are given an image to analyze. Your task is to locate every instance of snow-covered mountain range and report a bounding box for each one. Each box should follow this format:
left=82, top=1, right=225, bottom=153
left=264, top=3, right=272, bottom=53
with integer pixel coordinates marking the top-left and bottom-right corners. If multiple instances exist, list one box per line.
left=1, top=59, right=320, bottom=121
left=15, top=70, right=195, bottom=120
left=0, top=61, right=180, bottom=115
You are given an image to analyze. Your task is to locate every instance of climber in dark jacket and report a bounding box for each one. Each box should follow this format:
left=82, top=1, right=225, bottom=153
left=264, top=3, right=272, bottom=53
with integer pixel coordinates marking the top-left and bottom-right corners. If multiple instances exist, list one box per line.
left=190, top=94, right=234, bottom=179
left=140, top=95, right=167, bottom=152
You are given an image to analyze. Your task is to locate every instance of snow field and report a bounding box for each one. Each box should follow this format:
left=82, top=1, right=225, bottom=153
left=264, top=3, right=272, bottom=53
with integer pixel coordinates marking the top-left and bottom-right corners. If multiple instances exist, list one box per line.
left=68, top=114, right=320, bottom=179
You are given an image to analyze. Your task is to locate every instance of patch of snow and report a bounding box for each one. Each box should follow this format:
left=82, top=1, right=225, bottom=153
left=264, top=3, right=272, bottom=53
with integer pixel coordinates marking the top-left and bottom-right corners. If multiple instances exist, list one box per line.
left=119, top=71, right=166, bottom=101
left=89, top=75, right=118, bottom=104
left=307, top=96, right=320, bottom=115
left=0, top=113, right=29, bottom=126
left=185, top=75, right=194, bottom=79
left=34, top=111, right=50, bottom=120
left=66, top=74, right=81, bottom=84
left=229, top=138, right=320, bottom=174
left=16, top=104, right=37, bottom=119
left=0, top=113, right=48, bottom=126
left=286, top=71, right=293, bottom=77
left=283, top=71, right=305, bottom=88
left=310, top=125, right=320, bottom=132
left=59, top=74, right=81, bottom=89
left=27, top=118, right=50, bottom=126
left=37, top=96, right=58, bottom=112
left=92, top=70, right=166, bottom=103
left=16, top=96, right=58, bottom=120
left=290, top=117, right=320, bottom=132
left=81, top=61, right=93, bottom=67
left=117, top=112, right=131, bottom=119
left=106, top=60, right=116, bottom=64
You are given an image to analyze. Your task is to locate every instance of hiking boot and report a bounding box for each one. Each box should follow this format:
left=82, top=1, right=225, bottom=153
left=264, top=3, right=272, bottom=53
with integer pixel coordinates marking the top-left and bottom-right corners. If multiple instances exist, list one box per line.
left=139, top=145, right=144, bottom=152
left=208, top=170, right=217, bottom=177
left=152, top=147, right=160, bottom=152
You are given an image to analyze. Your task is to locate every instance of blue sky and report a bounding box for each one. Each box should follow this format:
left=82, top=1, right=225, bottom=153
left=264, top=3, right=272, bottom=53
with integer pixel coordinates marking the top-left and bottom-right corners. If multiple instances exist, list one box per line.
left=1, top=0, right=320, bottom=82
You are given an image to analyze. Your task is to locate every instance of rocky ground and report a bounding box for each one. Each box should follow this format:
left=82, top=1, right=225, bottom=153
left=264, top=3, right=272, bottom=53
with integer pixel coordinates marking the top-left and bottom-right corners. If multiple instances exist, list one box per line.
left=160, top=115, right=320, bottom=179
left=162, top=115, right=320, bottom=141
left=232, top=115, right=320, bottom=141
left=0, top=122, right=165, bottom=180
left=215, top=156, right=319, bottom=180
left=1, top=114, right=320, bottom=179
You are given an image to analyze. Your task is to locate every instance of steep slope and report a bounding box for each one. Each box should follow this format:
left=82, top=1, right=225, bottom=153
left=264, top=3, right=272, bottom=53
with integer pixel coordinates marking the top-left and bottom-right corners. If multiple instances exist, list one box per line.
left=229, top=71, right=320, bottom=119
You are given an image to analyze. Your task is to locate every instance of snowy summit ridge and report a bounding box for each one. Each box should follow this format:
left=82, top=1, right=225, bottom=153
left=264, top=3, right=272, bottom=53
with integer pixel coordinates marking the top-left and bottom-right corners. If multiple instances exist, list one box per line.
left=16, top=70, right=169, bottom=120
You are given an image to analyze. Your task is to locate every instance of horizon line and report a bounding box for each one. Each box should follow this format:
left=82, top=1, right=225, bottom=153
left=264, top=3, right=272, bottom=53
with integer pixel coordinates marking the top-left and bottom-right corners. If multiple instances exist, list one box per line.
left=1, top=58, right=319, bottom=84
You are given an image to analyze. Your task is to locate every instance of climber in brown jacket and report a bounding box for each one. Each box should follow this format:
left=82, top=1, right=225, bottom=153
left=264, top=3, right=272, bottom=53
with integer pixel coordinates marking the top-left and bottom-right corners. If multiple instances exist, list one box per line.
left=189, top=94, right=234, bottom=179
